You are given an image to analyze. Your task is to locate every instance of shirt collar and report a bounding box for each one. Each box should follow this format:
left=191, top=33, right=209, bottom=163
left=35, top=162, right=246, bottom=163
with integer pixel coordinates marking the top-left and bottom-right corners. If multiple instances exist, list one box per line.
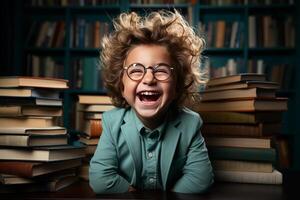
left=130, top=108, right=166, bottom=140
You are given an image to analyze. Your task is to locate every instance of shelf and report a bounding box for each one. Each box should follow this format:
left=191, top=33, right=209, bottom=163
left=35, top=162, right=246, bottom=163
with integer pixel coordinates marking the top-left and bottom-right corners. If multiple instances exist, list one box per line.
left=66, top=89, right=106, bottom=95
left=25, top=47, right=66, bottom=55
left=248, top=48, right=296, bottom=56
left=70, top=48, right=100, bottom=56
left=130, top=3, right=190, bottom=9
left=203, top=48, right=244, bottom=55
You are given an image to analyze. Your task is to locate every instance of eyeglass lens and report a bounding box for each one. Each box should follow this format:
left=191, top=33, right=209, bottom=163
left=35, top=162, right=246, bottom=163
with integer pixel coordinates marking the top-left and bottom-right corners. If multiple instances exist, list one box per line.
left=126, top=63, right=172, bottom=81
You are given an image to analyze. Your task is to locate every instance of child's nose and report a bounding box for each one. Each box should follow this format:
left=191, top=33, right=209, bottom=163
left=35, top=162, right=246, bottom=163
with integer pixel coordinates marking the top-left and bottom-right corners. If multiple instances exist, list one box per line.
left=142, top=70, right=156, bottom=85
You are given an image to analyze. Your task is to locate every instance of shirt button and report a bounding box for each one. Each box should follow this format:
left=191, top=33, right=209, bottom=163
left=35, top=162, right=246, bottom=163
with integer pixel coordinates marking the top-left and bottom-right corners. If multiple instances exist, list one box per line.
left=148, top=152, right=153, bottom=158
left=149, top=178, right=155, bottom=183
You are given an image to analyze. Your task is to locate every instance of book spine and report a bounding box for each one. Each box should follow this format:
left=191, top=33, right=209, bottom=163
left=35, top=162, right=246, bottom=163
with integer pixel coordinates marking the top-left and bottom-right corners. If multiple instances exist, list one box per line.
left=208, top=147, right=276, bottom=163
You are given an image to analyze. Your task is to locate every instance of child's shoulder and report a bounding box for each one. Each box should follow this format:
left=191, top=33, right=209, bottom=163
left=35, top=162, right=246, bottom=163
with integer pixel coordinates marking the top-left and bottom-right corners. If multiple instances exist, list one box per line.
left=180, top=107, right=201, bottom=121
left=102, top=107, right=126, bottom=119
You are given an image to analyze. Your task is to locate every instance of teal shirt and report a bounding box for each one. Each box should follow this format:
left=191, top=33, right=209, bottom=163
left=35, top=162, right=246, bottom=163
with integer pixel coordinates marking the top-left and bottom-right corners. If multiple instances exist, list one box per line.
left=89, top=107, right=214, bottom=193
left=133, top=109, right=164, bottom=190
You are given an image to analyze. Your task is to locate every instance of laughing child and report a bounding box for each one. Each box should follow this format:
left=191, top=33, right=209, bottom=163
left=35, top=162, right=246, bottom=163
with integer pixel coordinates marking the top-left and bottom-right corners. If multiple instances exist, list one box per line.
left=89, top=9, right=213, bottom=194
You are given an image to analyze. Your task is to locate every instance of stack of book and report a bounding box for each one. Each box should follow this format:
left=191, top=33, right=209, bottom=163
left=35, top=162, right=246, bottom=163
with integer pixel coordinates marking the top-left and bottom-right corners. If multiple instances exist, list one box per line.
left=197, top=73, right=290, bottom=185
left=0, top=76, right=85, bottom=193
left=76, top=94, right=115, bottom=180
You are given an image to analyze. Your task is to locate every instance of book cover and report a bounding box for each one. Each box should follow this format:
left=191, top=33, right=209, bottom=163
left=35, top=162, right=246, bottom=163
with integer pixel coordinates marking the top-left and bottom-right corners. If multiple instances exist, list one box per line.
left=205, top=136, right=272, bottom=149
left=214, top=169, right=282, bottom=185
left=202, top=123, right=282, bottom=137
left=0, top=76, right=68, bottom=89
left=199, top=111, right=282, bottom=124
left=78, top=94, right=112, bottom=105
left=0, top=144, right=86, bottom=162
left=0, top=126, right=66, bottom=136
left=0, top=159, right=81, bottom=178
left=206, top=73, right=266, bottom=87
left=200, top=88, right=276, bottom=101
left=0, top=134, right=68, bottom=147
left=212, top=160, right=273, bottom=173
left=0, top=105, right=62, bottom=117
left=208, top=146, right=276, bottom=163
left=197, top=98, right=288, bottom=112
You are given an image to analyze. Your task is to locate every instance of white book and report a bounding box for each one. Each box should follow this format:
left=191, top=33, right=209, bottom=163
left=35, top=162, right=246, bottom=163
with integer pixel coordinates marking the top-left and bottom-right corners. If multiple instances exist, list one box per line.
left=214, top=169, right=282, bottom=185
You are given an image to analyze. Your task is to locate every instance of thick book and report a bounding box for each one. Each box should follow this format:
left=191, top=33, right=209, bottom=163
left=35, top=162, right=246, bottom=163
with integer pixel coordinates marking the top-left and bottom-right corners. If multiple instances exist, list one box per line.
left=0, top=134, right=68, bottom=147
left=0, top=126, right=66, bottom=136
left=0, top=88, right=60, bottom=99
left=0, top=105, right=62, bottom=117
left=197, top=98, right=288, bottom=112
left=205, top=80, right=280, bottom=92
left=206, top=73, right=266, bottom=87
left=78, top=94, right=112, bottom=105
left=0, top=159, right=81, bottom=177
left=199, top=111, right=282, bottom=124
left=202, top=123, right=282, bottom=137
left=0, top=171, right=78, bottom=192
left=208, top=146, right=276, bottom=163
left=212, top=160, right=273, bottom=173
left=0, top=117, right=56, bottom=128
left=214, top=169, right=282, bottom=185
left=0, top=145, right=86, bottom=162
left=0, top=76, right=68, bottom=89
left=200, top=88, right=276, bottom=101
left=0, top=97, right=62, bottom=106
left=205, top=136, right=272, bottom=148
left=78, top=119, right=102, bottom=138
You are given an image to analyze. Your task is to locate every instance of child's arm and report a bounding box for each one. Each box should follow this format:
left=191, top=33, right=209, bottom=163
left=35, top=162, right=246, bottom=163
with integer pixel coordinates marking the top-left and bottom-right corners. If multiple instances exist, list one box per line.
left=89, top=115, right=131, bottom=193
left=172, top=129, right=214, bottom=193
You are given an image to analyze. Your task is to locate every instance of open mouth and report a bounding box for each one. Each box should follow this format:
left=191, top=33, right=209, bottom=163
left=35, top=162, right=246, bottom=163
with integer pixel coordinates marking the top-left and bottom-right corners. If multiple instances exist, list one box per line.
left=137, top=91, right=161, bottom=102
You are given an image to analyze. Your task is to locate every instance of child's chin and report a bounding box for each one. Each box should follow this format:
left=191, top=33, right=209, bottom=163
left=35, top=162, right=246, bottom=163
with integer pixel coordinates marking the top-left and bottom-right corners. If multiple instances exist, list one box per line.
left=135, top=109, right=159, bottom=119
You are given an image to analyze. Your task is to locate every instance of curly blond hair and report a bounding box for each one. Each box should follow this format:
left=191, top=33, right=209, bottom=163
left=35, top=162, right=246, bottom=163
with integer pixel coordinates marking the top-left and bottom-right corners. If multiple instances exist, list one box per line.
left=101, top=9, right=207, bottom=108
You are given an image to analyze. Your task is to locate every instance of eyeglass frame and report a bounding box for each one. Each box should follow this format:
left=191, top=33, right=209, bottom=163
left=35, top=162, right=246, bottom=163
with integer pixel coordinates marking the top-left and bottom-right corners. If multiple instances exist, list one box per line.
left=123, top=63, right=174, bottom=81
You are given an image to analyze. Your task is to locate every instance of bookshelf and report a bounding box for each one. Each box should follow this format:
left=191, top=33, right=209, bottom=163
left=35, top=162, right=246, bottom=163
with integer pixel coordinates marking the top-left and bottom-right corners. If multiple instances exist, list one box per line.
left=8, top=0, right=300, bottom=170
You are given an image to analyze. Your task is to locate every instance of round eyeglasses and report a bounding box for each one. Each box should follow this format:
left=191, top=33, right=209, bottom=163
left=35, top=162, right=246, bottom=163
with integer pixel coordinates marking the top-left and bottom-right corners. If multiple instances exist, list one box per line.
left=124, top=63, right=174, bottom=81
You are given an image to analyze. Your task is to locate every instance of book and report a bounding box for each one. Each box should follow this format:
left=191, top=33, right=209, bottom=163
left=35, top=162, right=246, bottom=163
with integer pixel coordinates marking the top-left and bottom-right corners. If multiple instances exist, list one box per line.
left=0, top=76, right=68, bottom=89
left=78, top=95, right=112, bottom=105
left=0, top=145, right=85, bottom=162
left=205, top=136, right=272, bottom=149
left=79, top=136, right=99, bottom=145
left=0, top=174, right=34, bottom=185
left=78, top=163, right=89, bottom=181
left=212, top=160, right=273, bottom=173
left=0, top=97, right=62, bottom=106
left=205, top=80, right=280, bottom=92
left=0, top=126, right=66, bottom=136
left=0, top=173, right=78, bottom=193
left=0, top=105, right=62, bottom=117
left=80, top=104, right=115, bottom=112
left=206, top=73, right=266, bottom=87
left=202, top=123, right=282, bottom=137
left=0, top=88, right=60, bottom=99
left=199, top=111, right=282, bottom=124
left=0, top=159, right=81, bottom=178
left=214, top=169, right=282, bottom=184
left=197, top=98, right=288, bottom=112
left=84, top=112, right=102, bottom=120
left=208, top=146, right=276, bottom=163
left=0, top=168, right=78, bottom=191
left=78, top=119, right=102, bottom=138
left=200, top=88, right=276, bottom=101
left=0, top=117, right=55, bottom=128
left=0, top=134, right=68, bottom=147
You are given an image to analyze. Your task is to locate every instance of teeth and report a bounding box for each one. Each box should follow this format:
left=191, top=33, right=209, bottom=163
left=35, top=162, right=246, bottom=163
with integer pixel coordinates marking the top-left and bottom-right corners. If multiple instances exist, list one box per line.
left=139, top=91, right=160, bottom=96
